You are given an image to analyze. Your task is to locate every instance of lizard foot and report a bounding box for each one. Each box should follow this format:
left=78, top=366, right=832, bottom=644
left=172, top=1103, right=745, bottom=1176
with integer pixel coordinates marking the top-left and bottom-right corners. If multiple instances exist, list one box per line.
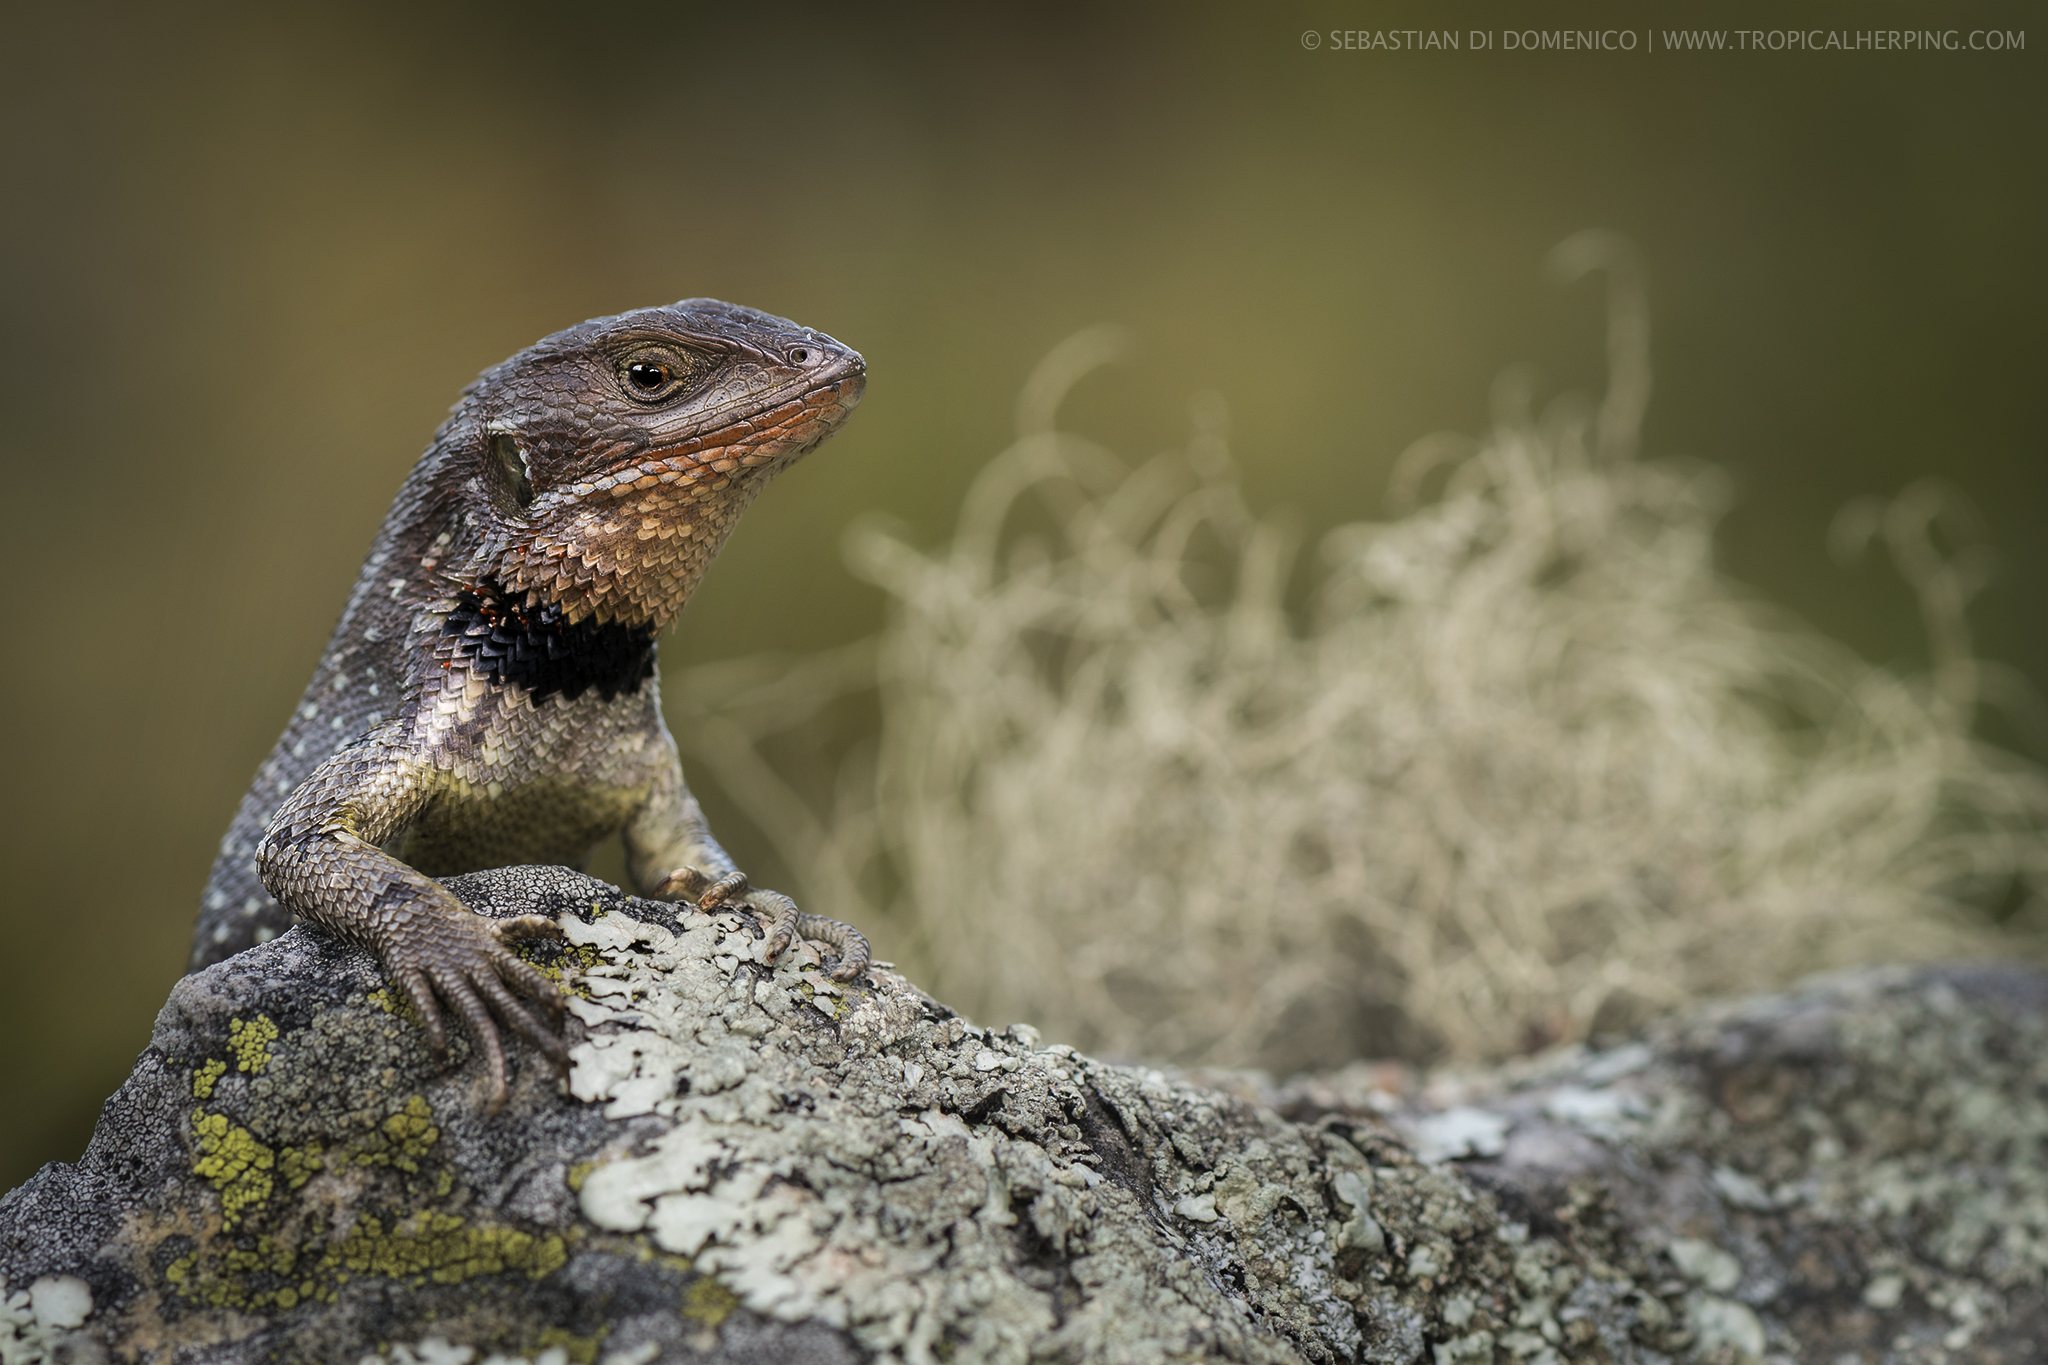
left=788, top=908, right=872, bottom=983
left=653, top=867, right=871, bottom=982
left=385, top=907, right=569, bottom=1114
left=653, top=865, right=729, bottom=902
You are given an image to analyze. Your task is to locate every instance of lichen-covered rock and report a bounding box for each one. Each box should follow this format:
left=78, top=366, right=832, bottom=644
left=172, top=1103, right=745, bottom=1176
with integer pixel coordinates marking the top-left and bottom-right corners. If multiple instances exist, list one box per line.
left=1, top=869, right=2042, bottom=1365
left=1241, top=962, right=2048, bottom=1365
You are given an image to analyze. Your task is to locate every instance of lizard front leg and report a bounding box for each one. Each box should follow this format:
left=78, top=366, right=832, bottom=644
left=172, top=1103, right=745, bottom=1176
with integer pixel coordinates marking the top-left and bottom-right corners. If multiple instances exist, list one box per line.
left=256, top=721, right=567, bottom=1110
left=623, top=741, right=870, bottom=982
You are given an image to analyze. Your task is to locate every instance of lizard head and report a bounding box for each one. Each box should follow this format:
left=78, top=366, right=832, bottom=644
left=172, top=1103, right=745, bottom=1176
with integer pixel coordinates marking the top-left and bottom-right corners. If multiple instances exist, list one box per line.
left=440, top=299, right=866, bottom=629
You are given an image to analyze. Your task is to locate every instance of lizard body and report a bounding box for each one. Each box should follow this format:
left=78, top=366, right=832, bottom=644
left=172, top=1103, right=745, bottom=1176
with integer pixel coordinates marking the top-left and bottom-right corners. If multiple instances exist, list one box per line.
left=190, top=299, right=868, bottom=1106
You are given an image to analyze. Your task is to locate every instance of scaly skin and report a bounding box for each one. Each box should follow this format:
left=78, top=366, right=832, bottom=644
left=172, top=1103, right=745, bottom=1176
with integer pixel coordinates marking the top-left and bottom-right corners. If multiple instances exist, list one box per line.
left=190, top=299, right=870, bottom=1108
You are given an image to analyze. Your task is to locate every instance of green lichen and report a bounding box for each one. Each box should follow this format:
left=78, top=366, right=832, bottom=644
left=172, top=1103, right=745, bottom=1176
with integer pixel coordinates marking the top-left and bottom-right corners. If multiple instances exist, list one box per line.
left=365, top=987, right=422, bottom=1026
left=166, top=1247, right=316, bottom=1312
left=191, top=1108, right=276, bottom=1226
left=278, top=1143, right=324, bottom=1192
left=165, top=1085, right=569, bottom=1317
left=192, top=1058, right=227, bottom=1099
left=163, top=1209, right=565, bottom=1312
left=164, top=1197, right=564, bottom=1312
left=517, top=938, right=604, bottom=1000
left=321, top=1212, right=568, bottom=1283
left=187, top=1107, right=323, bottom=1227
left=352, top=1096, right=440, bottom=1174
left=229, top=1015, right=280, bottom=1075
left=682, top=1275, right=739, bottom=1328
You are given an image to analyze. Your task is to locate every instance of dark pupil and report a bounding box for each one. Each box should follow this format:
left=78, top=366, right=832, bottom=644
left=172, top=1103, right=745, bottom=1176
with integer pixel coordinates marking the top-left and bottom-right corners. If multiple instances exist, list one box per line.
left=627, top=361, right=670, bottom=391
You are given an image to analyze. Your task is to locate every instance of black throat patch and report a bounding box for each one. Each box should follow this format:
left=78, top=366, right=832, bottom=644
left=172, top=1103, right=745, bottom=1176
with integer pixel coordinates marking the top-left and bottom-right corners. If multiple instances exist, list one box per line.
left=443, top=580, right=656, bottom=704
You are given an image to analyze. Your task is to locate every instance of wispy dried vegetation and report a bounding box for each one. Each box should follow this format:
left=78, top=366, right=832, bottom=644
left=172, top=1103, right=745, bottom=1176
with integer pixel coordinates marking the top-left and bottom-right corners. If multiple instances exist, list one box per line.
left=671, top=236, right=2048, bottom=1070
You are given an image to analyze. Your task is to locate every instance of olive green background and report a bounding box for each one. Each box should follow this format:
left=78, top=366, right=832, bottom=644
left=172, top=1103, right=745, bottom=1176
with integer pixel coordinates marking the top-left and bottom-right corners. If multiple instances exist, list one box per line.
left=2, top=1, right=2040, bottom=1189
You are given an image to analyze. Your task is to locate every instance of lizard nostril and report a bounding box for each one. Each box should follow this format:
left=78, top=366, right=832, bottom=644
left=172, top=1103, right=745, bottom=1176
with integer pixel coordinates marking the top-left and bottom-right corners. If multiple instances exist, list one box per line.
left=788, top=347, right=811, bottom=364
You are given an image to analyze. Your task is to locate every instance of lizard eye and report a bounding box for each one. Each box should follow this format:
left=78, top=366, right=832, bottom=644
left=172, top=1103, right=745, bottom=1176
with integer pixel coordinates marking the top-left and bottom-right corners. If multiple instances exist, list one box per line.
left=619, top=348, right=691, bottom=403
left=626, top=361, right=671, bottom=391
left=491, top=434, right=535, bottom=511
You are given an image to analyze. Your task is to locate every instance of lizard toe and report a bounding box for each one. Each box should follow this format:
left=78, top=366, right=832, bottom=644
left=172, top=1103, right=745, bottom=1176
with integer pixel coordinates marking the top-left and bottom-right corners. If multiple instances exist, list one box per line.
left=697, top=871, right=750, bottom=911
left=475, top=969, right=565, bottom=1069
left=654, top=866, right=713, bottom=900
left=800, top=913, right=872, bottom=982
left=442, top=972, right=509, bottom=1112
left=499, top=953, right=567, bottom=1025
left=493, top=914, right=565, bottom=944
left=742, top=890, right=800, bottom=962
left=398, top=969, right=449, bottom=1056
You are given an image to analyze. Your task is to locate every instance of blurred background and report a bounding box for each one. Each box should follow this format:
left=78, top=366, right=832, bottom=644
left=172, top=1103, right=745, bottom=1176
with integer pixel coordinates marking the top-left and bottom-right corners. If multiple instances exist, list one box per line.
left=2, top=0, right=2041, bottom=1189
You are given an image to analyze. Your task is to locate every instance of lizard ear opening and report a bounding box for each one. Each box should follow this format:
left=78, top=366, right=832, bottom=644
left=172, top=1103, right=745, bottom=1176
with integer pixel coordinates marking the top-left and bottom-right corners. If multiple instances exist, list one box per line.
left=490, top=433, right=536, bottom=513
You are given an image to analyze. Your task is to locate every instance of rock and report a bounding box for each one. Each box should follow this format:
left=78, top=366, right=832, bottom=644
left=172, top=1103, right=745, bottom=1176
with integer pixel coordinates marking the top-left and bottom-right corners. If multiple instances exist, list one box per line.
left=2, top=869, right=2043, bottom=1364
left=1259, top=961, right=2048, bottom=1364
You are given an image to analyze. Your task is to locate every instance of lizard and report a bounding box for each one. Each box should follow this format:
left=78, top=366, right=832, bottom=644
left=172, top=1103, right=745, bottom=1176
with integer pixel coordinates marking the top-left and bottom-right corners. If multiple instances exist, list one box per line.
left=188, top=298, right=870, bottom=1109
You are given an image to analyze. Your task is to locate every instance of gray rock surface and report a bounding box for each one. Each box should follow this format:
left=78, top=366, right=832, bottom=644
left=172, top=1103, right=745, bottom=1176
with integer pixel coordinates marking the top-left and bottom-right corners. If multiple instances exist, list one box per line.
left=2, top=867, right=2042, bottom=1364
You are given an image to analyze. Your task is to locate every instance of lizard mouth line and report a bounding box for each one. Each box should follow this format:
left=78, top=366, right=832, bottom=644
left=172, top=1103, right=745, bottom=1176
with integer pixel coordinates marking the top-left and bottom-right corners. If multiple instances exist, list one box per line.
left=597, top=361, right=866, bottom=480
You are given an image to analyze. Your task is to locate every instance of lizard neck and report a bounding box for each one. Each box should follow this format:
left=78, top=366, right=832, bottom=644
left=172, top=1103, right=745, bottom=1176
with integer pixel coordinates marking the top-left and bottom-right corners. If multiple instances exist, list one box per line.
left=439, top=577, right=656, bottom=705
left=484, top=468, right=769, bottom=632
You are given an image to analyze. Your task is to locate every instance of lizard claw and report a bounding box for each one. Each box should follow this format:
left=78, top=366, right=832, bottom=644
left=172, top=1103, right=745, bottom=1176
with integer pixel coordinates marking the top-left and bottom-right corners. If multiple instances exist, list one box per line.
left=799, top=910, right=873, bottom=983
left=382, top=906, right=569, bottom=1112
left=731, top=890, right=872, bottom=982
left=746, top=891, right=801, bottom=962
left=653, top=866, right=750, bottom=913
left=696, top=871, right=751, bottom=911
left=653, top=866, right=714, bottom=900
left=654, top=868, right=872, bottom=983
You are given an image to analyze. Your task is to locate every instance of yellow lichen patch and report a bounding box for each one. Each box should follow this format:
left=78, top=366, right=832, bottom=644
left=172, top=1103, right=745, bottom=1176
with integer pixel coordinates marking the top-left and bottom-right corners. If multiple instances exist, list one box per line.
left=229, top=1015, right=281, bottom=1075
left=353, top=1095, right=440, bottom=1173
left=683, top=1274, right=739, bottom=1329
left=163, top=1210, right=570, bottom=1312
left=190, top=1107, right=276, bottom=1226
left=278, top=1142, right=324, bottom=1192
left=566, top=1160, right=595, bottom=1193
left=161, top=1087, right=580, bottom=1318
left=164, top=1247, right=308, bottom=1312
left=518, top=939, right=604, bottom=1000
left=164, top=1208, right=571, bottom=1312
left=219, top=1236, right=296, bottom=1278
left=320, top=1212, right=568, bottom=1283
left=192, top=1058, right=227, bottom=1099
left=366, top=987, right=422, bottom=1026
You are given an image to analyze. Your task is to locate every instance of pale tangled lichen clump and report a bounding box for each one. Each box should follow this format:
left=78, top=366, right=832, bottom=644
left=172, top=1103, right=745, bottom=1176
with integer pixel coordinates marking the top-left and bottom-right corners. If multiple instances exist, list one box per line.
left=674, top=241, right=2048, bottom=1071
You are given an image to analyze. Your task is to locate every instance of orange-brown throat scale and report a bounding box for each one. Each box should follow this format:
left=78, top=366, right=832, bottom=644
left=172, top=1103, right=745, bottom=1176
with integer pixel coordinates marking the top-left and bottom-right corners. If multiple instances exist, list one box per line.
left=492, top=367, right=864, bottom=629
